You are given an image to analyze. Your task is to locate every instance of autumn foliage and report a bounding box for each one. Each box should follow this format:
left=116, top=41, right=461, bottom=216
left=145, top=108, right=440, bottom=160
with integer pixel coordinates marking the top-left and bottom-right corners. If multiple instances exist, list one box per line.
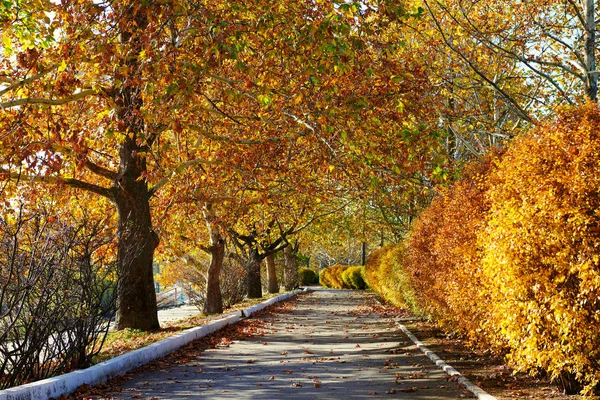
left=367, top=104, right=600, bottom=396
left=298, top=268, right=319, bottom=286
left=319, top=265, right=367, bottom=290
left=364, top=245, right=417, bottom=311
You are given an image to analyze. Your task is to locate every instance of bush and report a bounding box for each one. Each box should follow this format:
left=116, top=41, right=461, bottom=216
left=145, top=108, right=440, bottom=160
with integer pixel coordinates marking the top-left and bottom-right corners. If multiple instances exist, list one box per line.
left=402, top=151, right=501, bottom=342
left=319, top=265, right=349, bottom=289
left=367, top=104, right=600, bottom=396
left=365, top=245, right=418, bottom=310
left=341, top=266, right=367, bottom=289
left=298, top=268, right=319, bottom=285
left=0, top=208, right=116, bottom=389
left=320, top=265, right=367, bottom=290
left=479, top=104, right=600, bottom=395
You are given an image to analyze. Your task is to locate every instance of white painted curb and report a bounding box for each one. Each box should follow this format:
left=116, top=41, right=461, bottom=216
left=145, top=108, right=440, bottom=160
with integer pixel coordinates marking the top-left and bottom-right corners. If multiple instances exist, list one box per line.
left=243, top=289, right=303, bottom=318
left=0, top=290, right=302, bottom=400
left=398, top=323, right=497, bottom=400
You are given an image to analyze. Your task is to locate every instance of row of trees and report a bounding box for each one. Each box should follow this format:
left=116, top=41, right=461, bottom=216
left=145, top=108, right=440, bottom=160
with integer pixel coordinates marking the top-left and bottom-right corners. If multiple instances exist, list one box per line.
left=2, top=0, right=598, bottom=338
left=1, top=0, right=442, bottom=332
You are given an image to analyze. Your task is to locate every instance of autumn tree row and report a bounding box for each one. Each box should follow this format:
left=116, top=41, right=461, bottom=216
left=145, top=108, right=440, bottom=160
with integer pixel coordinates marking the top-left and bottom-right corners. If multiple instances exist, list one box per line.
left=3, top=0, right=597, bottom=335
left=1, top=0, right=443, bottom=331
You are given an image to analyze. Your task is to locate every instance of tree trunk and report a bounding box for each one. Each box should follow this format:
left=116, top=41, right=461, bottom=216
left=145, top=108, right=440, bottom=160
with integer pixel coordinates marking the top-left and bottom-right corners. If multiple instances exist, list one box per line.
left=204, top=240, right=224, bottom=314
left=246, top=248, right=262, bottom=298
left=113, top=5, right=159, bottom=331
left=266, top=253, right=279, bottom=294
left=203, top=204, right=224, bottom=314
left=283, top=245, right=298, bottom=290
left=114, top=138, right=160, bottom=331
left=584, top=0, right=597, bottom=101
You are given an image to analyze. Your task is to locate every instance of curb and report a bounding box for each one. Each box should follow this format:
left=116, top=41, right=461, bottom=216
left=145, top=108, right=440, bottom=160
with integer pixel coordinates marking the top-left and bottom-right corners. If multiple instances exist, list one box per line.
left=398, top=323, right=497, bottom=400
left=0, top=290, right=303, bottom=400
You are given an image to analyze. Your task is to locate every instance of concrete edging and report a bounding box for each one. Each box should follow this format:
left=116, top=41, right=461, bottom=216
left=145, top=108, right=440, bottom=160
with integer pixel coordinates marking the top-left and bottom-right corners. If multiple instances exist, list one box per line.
left=0, top=290, right=303, bottom=400
left=398, top=323, right=497, bottom=400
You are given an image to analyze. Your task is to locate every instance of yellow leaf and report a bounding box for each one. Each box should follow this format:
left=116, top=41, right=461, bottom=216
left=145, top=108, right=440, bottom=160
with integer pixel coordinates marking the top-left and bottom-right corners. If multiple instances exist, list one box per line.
left=58, top=60, right=68, bottom=72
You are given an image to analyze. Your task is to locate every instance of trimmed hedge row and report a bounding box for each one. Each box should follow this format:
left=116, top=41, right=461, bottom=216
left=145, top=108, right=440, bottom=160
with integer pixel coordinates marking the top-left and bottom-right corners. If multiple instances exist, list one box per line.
left=365, top=104, right=600, bottom=397
left=319, top=265, right=367, bottom=290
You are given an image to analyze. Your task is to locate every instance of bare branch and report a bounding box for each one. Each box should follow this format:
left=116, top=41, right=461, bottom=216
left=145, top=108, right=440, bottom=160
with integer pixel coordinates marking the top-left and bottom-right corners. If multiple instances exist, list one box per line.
left=424, top=0, right=536, bottom=122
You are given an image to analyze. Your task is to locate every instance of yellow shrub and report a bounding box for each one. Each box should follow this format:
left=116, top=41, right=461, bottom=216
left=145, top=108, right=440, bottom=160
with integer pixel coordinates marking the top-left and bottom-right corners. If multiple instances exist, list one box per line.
left=341, top=266, right=367, bottom=290
left=365, top=245, right=417, bottom=310
left=319, top=265, right=349, bottom=289
left=481, top=104, right=600, bottom=395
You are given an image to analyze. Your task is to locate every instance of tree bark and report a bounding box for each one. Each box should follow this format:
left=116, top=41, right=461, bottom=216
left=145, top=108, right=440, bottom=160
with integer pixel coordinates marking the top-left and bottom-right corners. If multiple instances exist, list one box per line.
left=583, top=0, right=597, bottom=101
left=246, top=247, right=262, bottom=298
left=283, top=244, right=298, bottom=290
left=114, top=139, right=160, bottom=331
left=203, top=203, right=224, bottom=314
left=113, top=4, right=159, bottom=331
left=266, top=253, right=279, bottom=294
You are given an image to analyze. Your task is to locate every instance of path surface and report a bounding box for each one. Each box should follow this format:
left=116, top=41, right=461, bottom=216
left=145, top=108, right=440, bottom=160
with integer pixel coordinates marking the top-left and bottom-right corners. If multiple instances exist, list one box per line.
left=158, top=305, right=201, bottom=325
left=103, top=288, right=474, bottom=399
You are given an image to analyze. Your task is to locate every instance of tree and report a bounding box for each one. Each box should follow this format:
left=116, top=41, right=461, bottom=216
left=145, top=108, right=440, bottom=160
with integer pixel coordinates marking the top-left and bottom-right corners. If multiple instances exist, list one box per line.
left=421, top=0, right=599, bottom=110
left=1, top=0, right=450, bottom=329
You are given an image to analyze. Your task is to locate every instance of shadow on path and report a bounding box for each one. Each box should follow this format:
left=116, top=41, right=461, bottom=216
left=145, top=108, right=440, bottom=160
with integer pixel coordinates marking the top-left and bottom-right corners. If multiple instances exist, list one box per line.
left=98, top=288, right=474, bottom=399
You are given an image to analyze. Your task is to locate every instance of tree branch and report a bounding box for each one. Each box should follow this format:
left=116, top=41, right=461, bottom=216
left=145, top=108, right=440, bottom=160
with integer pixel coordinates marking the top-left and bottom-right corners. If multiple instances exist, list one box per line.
left=0, top=168, right=113, bottom=199
left=85, top=159, right=117, bottom=181
left=424, top=0, right=536, bottom=122
left=0, top=66, right=58, bottom=97
left=0, top=89, right=98, bottom=109
left=148, top=158, right=218, bottom=196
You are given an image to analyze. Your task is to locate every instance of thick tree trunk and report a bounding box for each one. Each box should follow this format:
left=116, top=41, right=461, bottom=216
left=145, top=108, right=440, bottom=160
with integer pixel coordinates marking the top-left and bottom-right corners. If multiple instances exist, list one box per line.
left=203, top=204, right=224, bottom=314
left=114, top=138, right=160, bottom=331
left=204, top=241, right=224, bottom=314
left=246, top=248, right=262, bottom=298
left=113, top=5, right=160, bottom=331
left=266, top=253, right=279, bottom=294
left=283, top=245, right=298, bottom=290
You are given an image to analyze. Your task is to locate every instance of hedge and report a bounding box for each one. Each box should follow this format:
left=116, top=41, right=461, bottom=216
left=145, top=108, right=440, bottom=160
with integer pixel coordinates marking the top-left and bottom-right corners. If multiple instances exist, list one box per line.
left=365, top=104, right=600, bottom=397
left=319, top=265, right=367, bottom=290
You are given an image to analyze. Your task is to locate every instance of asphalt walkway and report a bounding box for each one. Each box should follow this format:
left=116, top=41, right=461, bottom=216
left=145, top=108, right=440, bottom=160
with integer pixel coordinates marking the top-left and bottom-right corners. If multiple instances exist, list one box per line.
left=103, top=288, right=474, bottom=399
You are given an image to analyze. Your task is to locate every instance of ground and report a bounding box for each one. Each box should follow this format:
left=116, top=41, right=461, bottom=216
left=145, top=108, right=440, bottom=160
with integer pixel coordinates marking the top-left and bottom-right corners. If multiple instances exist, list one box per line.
left=67, top=288, right=579, bottom=400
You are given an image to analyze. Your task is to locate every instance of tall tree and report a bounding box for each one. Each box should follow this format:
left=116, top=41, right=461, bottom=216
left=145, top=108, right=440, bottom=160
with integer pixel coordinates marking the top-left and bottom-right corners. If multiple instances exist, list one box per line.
left=421, top=0, right=599, bottom=109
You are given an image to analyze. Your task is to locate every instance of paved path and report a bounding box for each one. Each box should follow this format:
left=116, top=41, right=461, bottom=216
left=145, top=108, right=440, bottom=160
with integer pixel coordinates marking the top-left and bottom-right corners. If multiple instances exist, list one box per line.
left=158, top=305, right=201, bottom=325
left=104, top=289, right=473, bottom=399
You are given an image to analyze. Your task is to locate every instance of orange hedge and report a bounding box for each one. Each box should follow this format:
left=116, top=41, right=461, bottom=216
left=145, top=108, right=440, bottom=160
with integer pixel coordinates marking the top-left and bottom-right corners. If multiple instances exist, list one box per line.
left=403, top=151, right=500, bottom=343
left=366, top=103, right=600, bottom=396
left=480, top=104, right=600, bottom=395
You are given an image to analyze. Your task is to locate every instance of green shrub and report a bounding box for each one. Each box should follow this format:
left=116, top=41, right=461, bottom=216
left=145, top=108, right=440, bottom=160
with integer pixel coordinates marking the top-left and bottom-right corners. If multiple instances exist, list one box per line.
left=298, top=268, right=319, bottom=285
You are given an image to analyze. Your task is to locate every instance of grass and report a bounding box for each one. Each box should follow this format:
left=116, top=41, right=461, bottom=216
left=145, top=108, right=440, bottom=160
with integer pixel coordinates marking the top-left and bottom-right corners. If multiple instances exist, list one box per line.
left=94, top=291, right=287, bottom=363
